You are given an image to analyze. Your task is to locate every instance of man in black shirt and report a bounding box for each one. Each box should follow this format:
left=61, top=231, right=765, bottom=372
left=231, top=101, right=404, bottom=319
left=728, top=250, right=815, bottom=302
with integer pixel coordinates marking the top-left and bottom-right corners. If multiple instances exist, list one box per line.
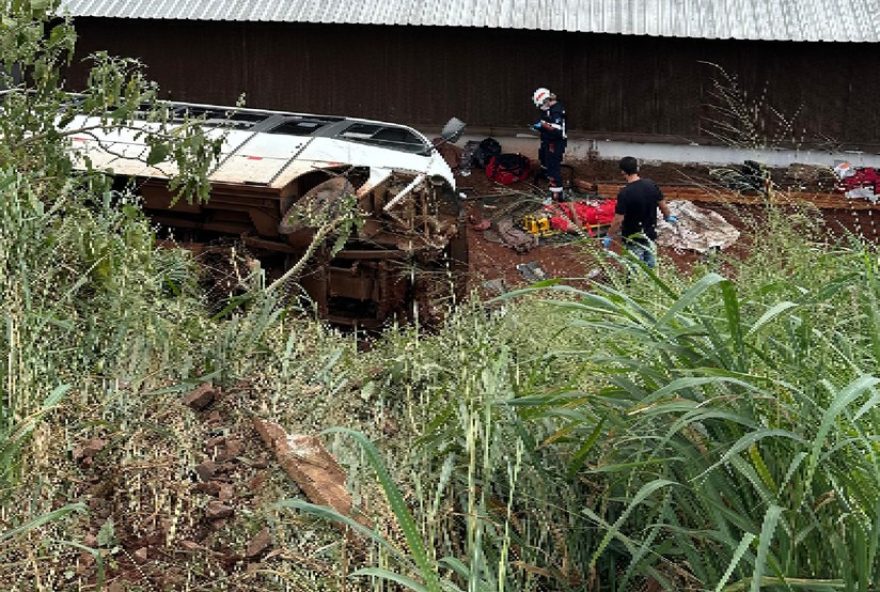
left=603, top=156, right=677, bottom=268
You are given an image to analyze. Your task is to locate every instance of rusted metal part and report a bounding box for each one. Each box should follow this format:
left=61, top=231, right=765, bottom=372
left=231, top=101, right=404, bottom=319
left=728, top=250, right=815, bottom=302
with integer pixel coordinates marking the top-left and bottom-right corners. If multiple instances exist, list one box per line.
left=383, top=173, right=427, bottom=212
left=240, top=235, right=298, bottom=254
left=143, top=173, right=453, bottom=326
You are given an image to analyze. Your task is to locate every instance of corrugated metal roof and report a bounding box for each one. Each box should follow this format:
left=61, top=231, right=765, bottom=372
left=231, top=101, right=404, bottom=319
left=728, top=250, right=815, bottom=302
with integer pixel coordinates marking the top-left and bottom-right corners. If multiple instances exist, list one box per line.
left=58, top=0, right=880, bottom=43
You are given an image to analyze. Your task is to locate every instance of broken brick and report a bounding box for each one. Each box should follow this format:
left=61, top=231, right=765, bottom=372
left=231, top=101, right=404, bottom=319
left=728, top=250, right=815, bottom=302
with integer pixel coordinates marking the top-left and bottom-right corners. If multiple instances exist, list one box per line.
left=180, top=540, right=203, bottom=552
left=206, top=436, right=226, bottom=449
left=247, top=471, right=268, bottom=491
left=218, top=438, right=243, bottom=461
left=205, top=501, right=234, bottom=520
left=217, top=483, right=235, bottom=502
left=193, top=481, right=222, bottom=496
left=183, top=383, right=217, bottom=410
left=245, top=528, right=272, bottom=559
left=132, top=547, right=149, bottom=564
left=73, top=438, right=107, bottom=463
left=194, top=460, right=217, bottom=481
left=382, top=417, right=399, bottom=437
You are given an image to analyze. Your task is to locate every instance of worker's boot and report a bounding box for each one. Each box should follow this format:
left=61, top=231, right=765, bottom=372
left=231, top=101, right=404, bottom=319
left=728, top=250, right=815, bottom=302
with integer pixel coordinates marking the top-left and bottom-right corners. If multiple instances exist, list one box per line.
left=542, top=187, right=563, bottom=207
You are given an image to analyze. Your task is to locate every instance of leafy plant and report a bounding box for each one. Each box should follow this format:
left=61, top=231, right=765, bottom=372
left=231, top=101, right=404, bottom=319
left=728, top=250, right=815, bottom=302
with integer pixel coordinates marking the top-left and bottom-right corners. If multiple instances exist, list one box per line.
left=519, top=237, right=880, bottom=589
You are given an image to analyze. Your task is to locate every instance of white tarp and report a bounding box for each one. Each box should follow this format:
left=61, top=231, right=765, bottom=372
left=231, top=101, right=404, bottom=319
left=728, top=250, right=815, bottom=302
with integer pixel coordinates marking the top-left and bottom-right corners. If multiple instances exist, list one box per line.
left=656, top=200, right=739, bottom=253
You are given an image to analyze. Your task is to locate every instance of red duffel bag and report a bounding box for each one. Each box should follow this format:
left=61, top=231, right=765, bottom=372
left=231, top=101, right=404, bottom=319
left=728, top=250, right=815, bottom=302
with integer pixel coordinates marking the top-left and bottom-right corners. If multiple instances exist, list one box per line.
left=486, top=153, right=531, bottom=185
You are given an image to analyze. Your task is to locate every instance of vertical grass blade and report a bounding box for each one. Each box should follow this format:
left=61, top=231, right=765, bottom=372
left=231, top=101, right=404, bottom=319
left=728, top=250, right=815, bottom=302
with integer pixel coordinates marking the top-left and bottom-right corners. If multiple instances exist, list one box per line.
left=750, top=504, right=783, bottom=592
left=325, top=428, right=442, bottom=592
left=715, top=532, right=756, bottom=592
left=587, top=479, right=676, bottom=570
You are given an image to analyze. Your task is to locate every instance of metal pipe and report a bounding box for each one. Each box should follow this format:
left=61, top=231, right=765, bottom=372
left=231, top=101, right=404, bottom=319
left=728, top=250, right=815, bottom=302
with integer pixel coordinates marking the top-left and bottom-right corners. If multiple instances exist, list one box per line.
left=382, top=173, right=426, bottom=212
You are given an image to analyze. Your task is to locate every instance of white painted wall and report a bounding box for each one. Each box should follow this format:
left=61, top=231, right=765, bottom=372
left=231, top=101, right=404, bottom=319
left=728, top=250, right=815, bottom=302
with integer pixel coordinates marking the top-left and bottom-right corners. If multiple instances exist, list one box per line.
left=430, top=130, right=880, bottom=170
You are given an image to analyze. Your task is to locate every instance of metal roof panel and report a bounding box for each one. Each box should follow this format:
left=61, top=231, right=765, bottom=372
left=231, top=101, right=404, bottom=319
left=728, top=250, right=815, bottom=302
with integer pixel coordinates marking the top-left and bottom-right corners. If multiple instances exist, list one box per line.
left=58, top=0, right=880, bottom=42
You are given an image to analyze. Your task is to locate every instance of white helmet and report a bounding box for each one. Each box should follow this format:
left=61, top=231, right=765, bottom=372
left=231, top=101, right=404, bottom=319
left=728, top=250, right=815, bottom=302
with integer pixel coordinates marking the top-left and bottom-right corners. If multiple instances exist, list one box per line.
left=532, top=87, right=552, bottom=108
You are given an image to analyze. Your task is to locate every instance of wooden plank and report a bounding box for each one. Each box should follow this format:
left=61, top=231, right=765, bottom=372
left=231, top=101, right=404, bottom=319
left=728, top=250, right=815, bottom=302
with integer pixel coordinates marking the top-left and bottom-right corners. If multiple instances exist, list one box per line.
left=595, top=183, right=880, bottom=211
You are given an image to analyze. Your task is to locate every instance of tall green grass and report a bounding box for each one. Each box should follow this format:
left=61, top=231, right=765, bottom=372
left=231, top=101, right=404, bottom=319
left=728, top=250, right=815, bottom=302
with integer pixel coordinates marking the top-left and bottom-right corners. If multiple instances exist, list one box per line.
left=6, top=142, right=880, bottom=592
left=282, top=206, right=880, bottom=591
left=516, top=209, right=880, bottom=589
left=0, top=166, right=342, bottom=588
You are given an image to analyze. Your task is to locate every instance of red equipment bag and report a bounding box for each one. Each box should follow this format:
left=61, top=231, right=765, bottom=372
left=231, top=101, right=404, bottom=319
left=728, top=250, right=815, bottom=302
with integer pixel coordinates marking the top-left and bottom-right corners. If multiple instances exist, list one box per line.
left=486, top=153, right=531, bottom=185
left=548, top=199, right=617, bottom=234
left=842, top=167, right=880, bottom=194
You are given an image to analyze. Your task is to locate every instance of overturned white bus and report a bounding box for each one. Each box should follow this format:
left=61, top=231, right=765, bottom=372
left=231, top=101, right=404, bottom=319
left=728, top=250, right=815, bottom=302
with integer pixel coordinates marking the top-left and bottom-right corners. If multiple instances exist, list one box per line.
left=65, top=101, right=469, bottom=327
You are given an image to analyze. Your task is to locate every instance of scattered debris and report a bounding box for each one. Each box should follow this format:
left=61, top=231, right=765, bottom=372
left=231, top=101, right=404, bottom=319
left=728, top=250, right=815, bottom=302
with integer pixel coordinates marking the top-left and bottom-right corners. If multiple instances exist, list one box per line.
left=245, top=528, right=273, bottom=559
left=133, top=547, right=149, bottom=564
left=73, top=438, right=107, bottom=466
left=586, top=268, right=604, bottom=281
left=217, top=483, right=235, bottom=501
left=194, top=460, right=217, bottom=481
left=481, top=278, right=509, bottom=296
left=180, top=540, right=204, bottom=552
left=495, top=217, right=539, bottom=253
left=183, top=383, right=217, bottom=410
left=381, top=417, right=399, bottom=437
left=516, top=261, right=548, bottom=282
left=205, top=500, right=234, bottom=520
left=194, top=481, right=222, bottom=496
left=468, top=214, right=492, bottom=231
left=216, top=438, right=243, bottom=462
left=253, top=419, right=354, bottom=519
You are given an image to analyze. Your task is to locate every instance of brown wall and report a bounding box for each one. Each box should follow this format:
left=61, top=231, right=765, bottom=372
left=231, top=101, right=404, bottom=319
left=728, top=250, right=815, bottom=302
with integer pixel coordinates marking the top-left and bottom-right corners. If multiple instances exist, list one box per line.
left=65, top=18, right=880, bottom=148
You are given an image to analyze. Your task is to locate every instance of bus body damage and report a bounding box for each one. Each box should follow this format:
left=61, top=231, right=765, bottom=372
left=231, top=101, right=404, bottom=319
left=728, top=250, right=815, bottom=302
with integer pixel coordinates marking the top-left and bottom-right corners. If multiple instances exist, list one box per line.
left=66, top=102, right=469, bottom=327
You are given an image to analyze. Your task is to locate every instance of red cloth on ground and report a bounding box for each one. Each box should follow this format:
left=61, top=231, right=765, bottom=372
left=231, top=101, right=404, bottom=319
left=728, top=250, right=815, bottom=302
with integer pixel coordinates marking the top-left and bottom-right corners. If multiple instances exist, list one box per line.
left=841, top=167, right=880, bottom=194
left=548, top=200, right=617, bottom=233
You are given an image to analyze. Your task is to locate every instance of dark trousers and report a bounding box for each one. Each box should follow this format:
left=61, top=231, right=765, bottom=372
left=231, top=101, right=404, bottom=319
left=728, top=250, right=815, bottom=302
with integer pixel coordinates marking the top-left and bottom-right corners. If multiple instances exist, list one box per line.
left=539, top=139, right=567, bottom=188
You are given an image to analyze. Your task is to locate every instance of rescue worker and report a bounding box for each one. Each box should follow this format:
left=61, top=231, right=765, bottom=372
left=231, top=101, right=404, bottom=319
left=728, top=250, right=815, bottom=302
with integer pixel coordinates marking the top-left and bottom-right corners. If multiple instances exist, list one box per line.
left=603, top=156, right=678, bottom=268
left=531, top=88, right=567, bottom=205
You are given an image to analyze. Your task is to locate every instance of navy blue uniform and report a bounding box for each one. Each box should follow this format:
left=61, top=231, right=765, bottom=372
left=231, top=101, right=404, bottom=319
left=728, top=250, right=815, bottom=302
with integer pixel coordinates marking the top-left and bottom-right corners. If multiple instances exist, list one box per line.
left=538, top=102, right=567, bottom=196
